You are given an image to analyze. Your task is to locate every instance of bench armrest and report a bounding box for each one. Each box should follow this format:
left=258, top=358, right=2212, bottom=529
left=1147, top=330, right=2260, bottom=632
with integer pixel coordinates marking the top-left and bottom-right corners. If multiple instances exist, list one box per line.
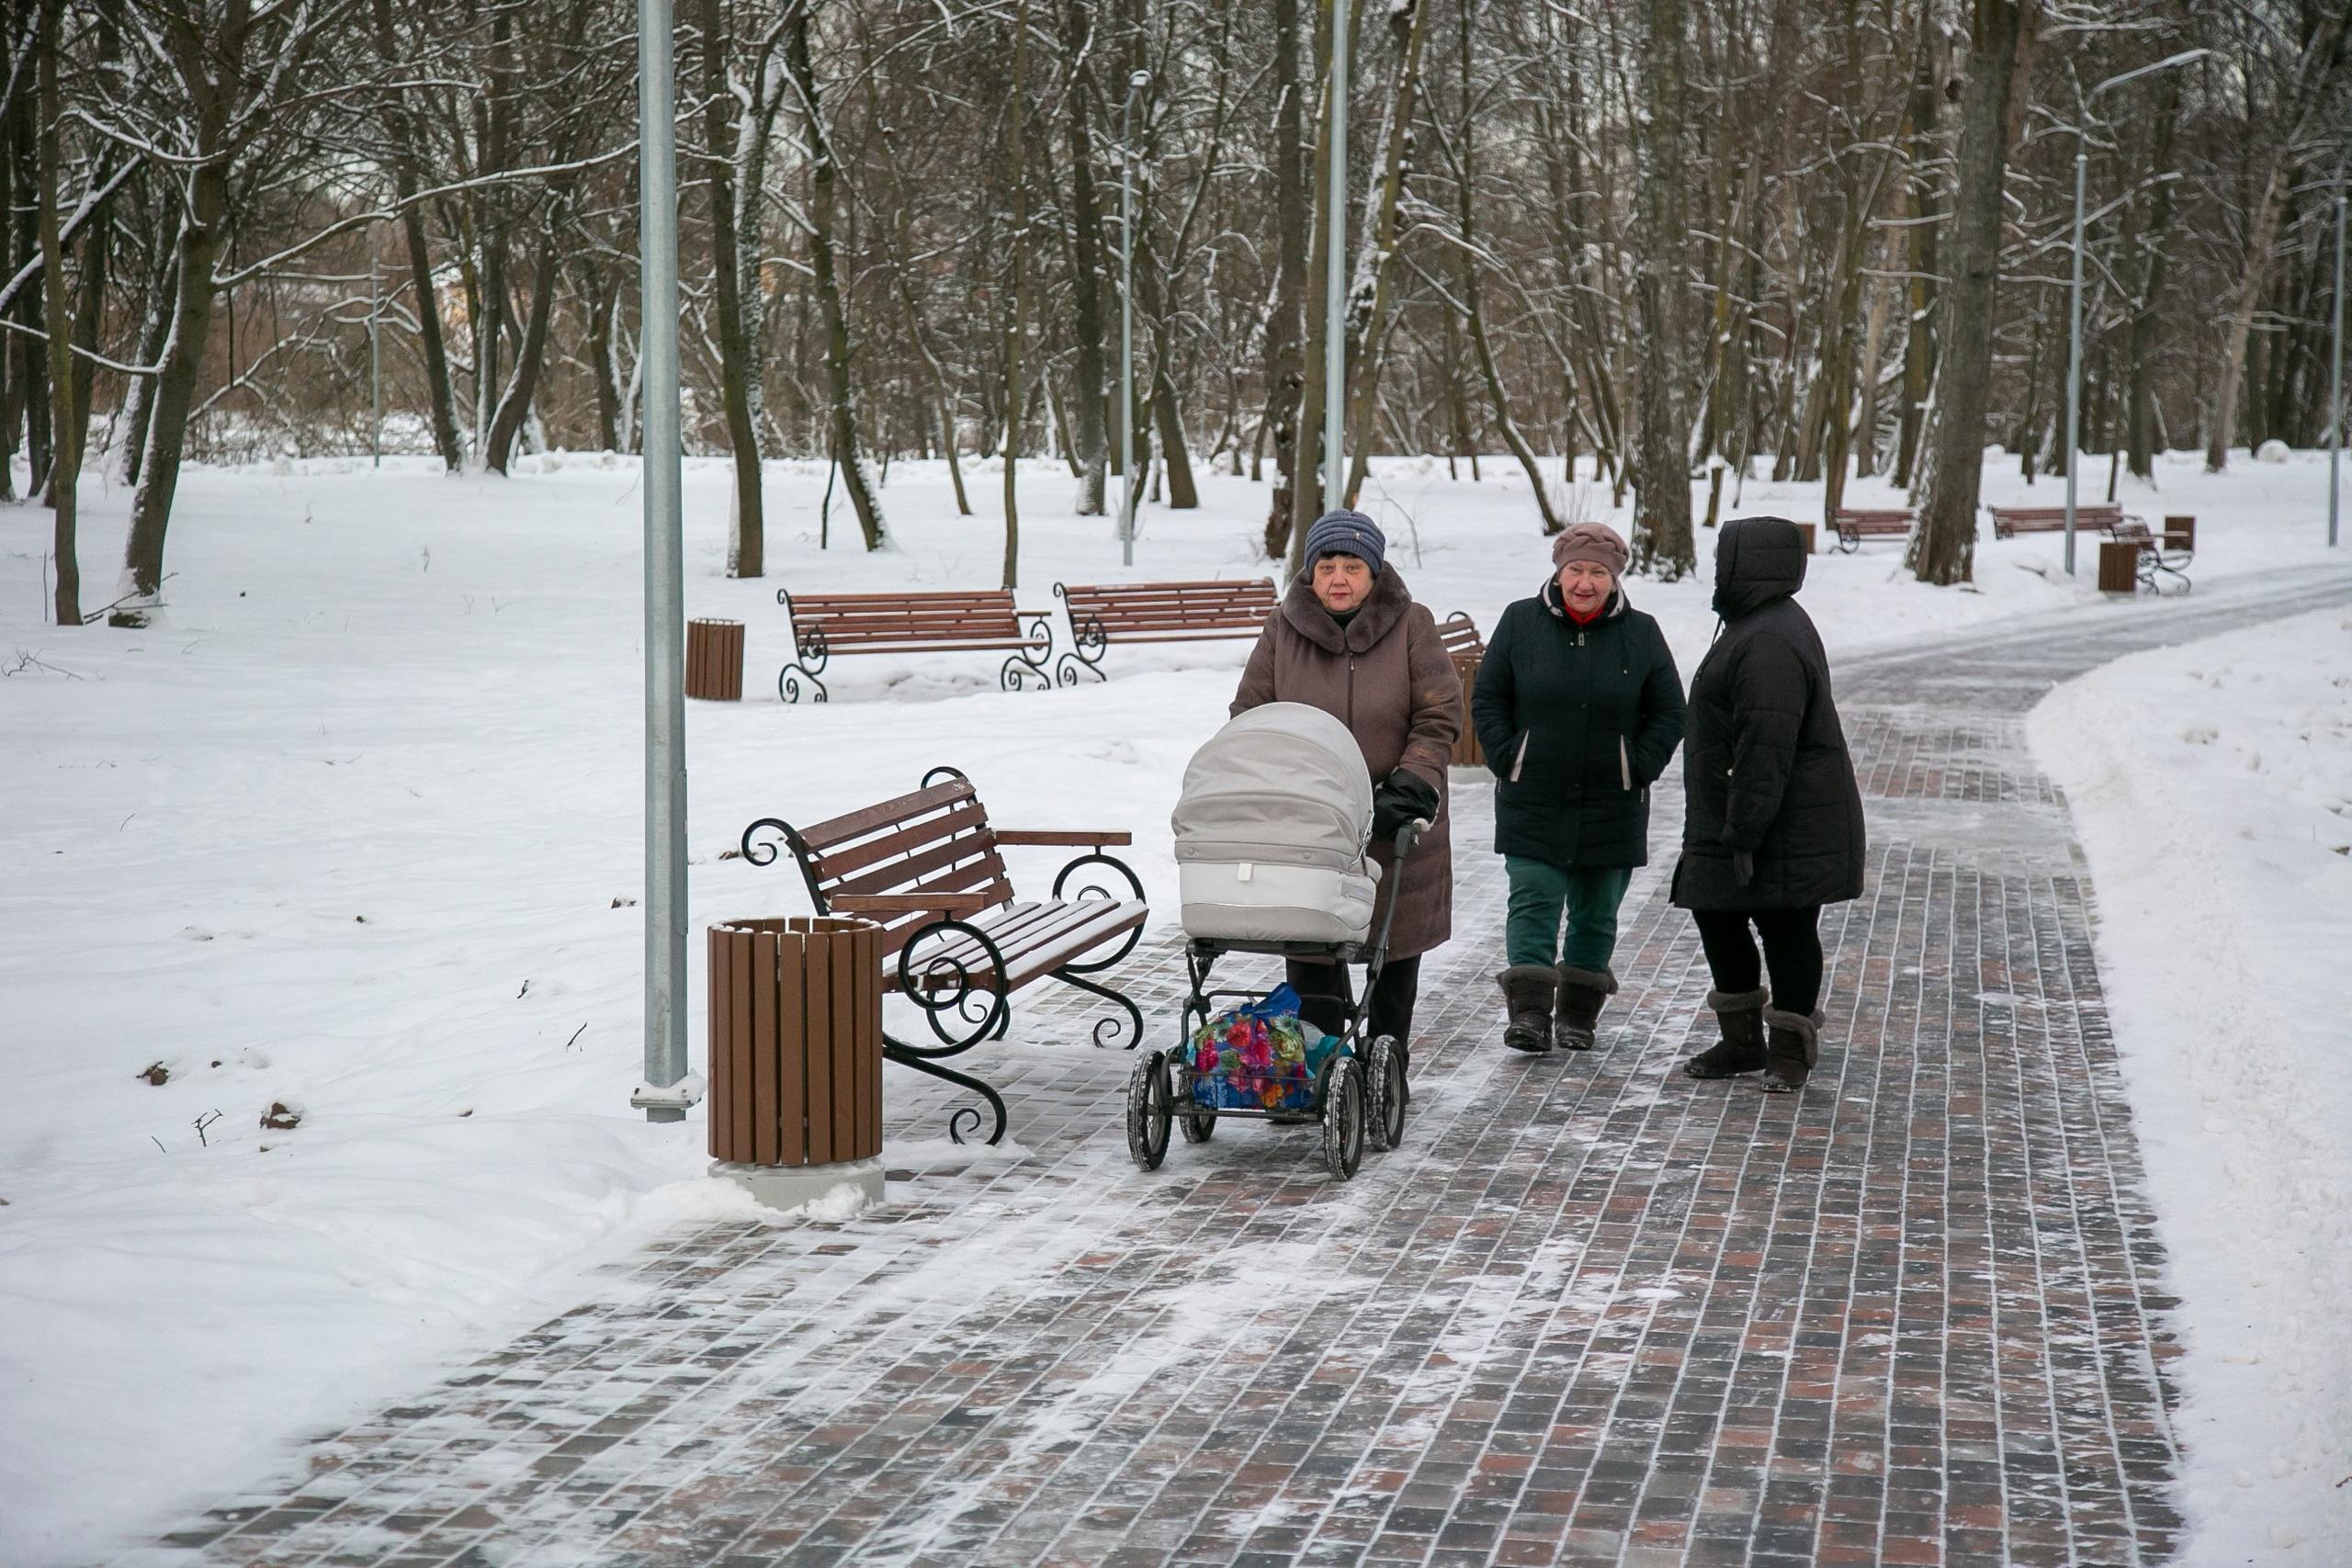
left=993, top=829, right=1134, bottom=848
left=831, top=892, right=999, bottom=917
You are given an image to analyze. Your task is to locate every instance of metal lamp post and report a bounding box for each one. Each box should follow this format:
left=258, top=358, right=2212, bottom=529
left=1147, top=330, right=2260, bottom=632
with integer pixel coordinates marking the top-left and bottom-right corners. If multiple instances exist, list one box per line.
left=631, top=0, right=693, bottom=1122
left=1120, top=68, right=1148, bottom=566
left=1321, top=0, right=1350, bottom=514
left=2064, top=48, right=2209, bottom=576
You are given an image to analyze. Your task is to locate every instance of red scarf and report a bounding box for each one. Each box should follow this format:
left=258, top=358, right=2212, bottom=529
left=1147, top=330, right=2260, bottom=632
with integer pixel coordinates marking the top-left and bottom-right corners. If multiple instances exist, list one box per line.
left=1565, top=599, right=1605, bottom=627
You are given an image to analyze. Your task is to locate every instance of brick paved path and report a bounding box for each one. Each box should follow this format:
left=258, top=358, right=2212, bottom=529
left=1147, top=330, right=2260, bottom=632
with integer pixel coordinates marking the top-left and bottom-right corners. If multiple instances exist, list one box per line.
left=155, top=574, right=2352, bottom=1568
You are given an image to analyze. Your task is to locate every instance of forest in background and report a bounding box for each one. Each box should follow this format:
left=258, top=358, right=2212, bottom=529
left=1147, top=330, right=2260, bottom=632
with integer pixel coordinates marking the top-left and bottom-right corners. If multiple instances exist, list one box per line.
left=6, top=0, right=2350, bottom=623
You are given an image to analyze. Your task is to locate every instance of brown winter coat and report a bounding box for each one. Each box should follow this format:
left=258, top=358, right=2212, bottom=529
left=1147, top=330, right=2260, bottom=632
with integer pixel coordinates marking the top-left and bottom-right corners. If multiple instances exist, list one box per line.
left=1230, top=567, right=1463, bottom=959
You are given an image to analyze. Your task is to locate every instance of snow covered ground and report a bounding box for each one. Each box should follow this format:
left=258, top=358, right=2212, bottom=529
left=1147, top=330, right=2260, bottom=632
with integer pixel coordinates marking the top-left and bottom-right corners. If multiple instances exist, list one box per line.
left=1, top=444, right=2345, bottom=1563
left=2030, top=606, right=2352, bottom=1564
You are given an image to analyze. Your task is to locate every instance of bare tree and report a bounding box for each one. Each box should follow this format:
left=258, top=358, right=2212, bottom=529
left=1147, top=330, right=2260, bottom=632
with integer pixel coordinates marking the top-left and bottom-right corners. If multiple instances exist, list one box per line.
left=1910, top=0, right=2043, bottom=587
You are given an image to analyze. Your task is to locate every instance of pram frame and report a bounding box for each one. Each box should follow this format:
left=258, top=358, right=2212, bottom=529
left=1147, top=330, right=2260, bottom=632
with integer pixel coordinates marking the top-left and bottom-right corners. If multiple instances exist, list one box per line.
left=1128, top=820, right=1426, bottom=1177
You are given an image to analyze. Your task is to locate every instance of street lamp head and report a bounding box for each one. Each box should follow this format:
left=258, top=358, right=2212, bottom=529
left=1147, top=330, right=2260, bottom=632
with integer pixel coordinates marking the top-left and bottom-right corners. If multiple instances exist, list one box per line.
left=1129, top=69, right=1150, bottom=89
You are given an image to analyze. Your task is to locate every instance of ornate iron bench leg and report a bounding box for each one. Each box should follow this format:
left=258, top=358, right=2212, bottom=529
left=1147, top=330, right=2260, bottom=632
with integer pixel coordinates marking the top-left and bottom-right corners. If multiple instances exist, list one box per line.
left=1047, top=967, right=1148, bottom=1051
left=1001, top=612, right=1057, bottom=693
left=1054, top=608, right=1110, bottom=687
left=778, top=661, right=830, bottom=704
left=882, top=1034, right=1009, bottom=1145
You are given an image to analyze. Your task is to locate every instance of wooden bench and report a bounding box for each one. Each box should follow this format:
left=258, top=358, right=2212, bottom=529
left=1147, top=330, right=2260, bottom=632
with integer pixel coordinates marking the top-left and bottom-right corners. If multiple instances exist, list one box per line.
left=1440, top=612, right=1486, bottom=766
left=2103, top=518, right=2193, bottom=594
left=1826, top=508, right=1915, bottom=552
left=775, top=588, right=1055, bottom=702
left=1989, top=502, right=2127, bottom=538
left=741, top=768, right=1148, bottom=1144
left=1052, top=578, right=1277, bottom=682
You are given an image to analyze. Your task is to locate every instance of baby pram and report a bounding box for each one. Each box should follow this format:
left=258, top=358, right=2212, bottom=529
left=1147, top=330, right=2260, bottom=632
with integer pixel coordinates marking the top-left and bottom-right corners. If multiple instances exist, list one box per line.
left=1126, top=702, right=1426, bottom=1181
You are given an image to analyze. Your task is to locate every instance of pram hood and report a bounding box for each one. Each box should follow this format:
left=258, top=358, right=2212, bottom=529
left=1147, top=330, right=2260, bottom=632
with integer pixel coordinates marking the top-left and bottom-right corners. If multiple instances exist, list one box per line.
left=1171, top=702, right=1374, bottom=872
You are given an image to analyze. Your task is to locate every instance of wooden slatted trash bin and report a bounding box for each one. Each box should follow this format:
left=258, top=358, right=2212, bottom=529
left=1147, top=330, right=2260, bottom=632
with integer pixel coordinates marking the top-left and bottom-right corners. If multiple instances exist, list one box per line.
left=2097, top=540, right=2141, bottom=596
left=685, top=617, right=745, bottom=701
left=707, top=916, right=887, bottom=1212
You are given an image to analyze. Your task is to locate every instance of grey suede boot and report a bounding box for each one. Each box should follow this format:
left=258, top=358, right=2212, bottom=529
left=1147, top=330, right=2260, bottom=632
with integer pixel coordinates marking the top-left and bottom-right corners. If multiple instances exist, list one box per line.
left=1683, top=988, right=1770, bottom=1079
left=1758, top=1007, right=1824, bottom=1094
left=1498, top=966, right=1558, bottom=1054
left=1553, top=965, right=1618, bottom=1051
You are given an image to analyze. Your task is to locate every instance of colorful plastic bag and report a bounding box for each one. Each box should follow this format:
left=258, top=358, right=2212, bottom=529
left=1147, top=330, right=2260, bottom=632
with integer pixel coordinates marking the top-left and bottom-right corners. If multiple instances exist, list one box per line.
left=1186, top=984, right=1341, bottom=1112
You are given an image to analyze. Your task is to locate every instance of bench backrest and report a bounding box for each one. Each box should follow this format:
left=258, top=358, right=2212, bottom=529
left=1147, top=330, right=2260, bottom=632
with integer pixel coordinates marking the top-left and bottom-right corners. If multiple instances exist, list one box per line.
left=1832, top=509, right=1913, bottom=525
left=1991, top=503, right=2122, bottom=523
left=2109, top=520, right=2153, bottom=544
left=1055, top=579, right=1276, bottom=640
left=787, top=775, right=1012, bottom=957
left=1439, top=611, right=1485, bottom=660
left=780, top=589, right=1023, bottom=656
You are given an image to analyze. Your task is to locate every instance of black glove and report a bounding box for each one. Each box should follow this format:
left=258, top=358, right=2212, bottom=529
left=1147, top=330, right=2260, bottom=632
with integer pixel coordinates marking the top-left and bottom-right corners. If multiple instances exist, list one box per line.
left=1733, top=849, right=1755, bottom=886
left=1372, top=769, right=1440, bottom=839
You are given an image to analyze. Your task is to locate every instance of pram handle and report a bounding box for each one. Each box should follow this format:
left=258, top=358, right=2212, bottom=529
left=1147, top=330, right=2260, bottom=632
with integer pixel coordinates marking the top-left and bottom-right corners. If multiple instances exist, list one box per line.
left=1363, top=818, right=1432, bottom=983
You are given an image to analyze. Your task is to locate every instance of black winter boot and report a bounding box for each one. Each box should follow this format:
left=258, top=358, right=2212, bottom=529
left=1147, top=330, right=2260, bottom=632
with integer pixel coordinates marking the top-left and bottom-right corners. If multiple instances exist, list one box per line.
left=1553, top=965, right=1618, bottom=1051
left=1758, top=1008, right=1823, bottom=1094
left=1498, top=966, right=1558, bottom=1054
left=1683, top=988, right=1770, bottom=1078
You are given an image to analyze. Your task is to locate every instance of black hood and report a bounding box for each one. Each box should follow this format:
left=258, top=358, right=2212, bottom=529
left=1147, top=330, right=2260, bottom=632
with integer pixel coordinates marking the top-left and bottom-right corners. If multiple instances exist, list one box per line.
left=1713, top=516, right=1808, bottom=620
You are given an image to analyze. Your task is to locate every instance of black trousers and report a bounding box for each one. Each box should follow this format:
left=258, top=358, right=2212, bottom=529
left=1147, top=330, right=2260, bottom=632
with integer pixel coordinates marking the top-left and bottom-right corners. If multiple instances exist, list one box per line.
left=1285, top=955, right=1422, bottom=1047
left=1691, top=907, right=1823, bottom=1016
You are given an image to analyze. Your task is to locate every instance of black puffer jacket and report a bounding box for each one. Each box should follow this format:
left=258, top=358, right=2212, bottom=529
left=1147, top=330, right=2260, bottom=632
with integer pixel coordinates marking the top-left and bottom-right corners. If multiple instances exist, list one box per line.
left=1473, top=579, right=1685, bottom=868
left=1670, top=517, right=1867, bottom=911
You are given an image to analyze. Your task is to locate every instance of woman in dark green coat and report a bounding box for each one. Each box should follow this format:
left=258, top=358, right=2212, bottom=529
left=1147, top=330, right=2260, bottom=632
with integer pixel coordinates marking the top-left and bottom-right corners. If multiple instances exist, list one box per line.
left=1472, top=524, right=1686, bottom=1053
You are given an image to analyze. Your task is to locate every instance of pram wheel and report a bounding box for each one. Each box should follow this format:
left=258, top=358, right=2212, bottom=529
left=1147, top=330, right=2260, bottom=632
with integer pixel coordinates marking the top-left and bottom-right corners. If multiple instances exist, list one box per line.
left=1320, top=1055, right=1365, bottom=1180
left=1126, top=1051, right=1173, bottom=1170
left=1363, top=1035, right=1408, bottom=1152
left=1179, top=1102, right=1216, bottom=1144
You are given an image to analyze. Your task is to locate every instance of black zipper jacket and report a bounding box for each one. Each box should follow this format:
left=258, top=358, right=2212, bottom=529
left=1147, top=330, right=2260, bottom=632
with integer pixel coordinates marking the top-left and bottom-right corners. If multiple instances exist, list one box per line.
left=1472, top=578, right=1686, bottom=868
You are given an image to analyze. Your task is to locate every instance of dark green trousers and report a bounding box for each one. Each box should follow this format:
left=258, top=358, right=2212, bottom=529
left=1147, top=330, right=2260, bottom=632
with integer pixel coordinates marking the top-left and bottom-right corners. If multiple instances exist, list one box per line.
left=1504, top=856, right=1633, bottom=971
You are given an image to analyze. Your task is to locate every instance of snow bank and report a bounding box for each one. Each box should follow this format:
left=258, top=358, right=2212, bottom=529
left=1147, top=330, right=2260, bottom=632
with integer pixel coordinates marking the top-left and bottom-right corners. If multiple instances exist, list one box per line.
left=2030, top=606, right=2352, bottom=1562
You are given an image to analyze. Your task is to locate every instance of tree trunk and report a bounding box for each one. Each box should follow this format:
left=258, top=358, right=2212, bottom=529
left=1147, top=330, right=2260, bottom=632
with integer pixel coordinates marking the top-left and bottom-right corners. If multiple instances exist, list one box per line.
left=2207, top=6, right=2350, bottom=471
left=373, top=0, right=461, bottom=471
left=37, top=0, right=80, bottom=624
left=1000, top=0, right=1030, bottom=589
left=1909, top=0, right=2040, bottom=586
left=1894, top=20, right=1940, bottom=489
left=701, top=0, right=765, bottom=575
left=119, top=186, right=226, bottom=618
left=1054, top=0, right=1111, bottom=516
left=1151, top=359, right=1196, bottom=507
left=1630, top=0, right=1692, bottom=579
left=785, top=0, right=885, bottom=548
left=481, top=211, right=564, bottom=474
left=116, top=217, right=175, bottom=489
left=1285, top=0, right=1340, bottom=573
left=582, top=265, right=621, bottom=452
left=1261, top=0, right=1307, bottom=557
left=1338, top=0, right=1430, bottom=507
left=12, top=96, right=50, bottom=498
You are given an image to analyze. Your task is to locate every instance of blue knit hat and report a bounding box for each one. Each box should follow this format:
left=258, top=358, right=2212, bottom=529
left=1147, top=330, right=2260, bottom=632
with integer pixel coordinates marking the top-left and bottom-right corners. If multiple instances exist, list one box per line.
left=1302, top=508, right=1386, bottom=577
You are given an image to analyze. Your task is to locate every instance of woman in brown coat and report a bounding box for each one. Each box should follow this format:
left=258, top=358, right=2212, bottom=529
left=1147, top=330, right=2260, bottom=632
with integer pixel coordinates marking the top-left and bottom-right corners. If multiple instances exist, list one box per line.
left=1231, top=509, right=1464, bottom=1049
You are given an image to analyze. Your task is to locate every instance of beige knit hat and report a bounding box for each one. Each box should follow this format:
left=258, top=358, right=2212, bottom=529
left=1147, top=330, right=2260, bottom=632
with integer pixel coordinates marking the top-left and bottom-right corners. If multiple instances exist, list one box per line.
left=1551, top=521, right=1629, bottom=576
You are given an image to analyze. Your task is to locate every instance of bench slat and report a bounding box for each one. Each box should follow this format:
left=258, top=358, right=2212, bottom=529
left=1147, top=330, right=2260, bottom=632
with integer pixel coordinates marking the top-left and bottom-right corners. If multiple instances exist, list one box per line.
left=1058, top=579, right=1278, bottom=648
left=907, top=898, right=1148, bottom=989
left=796, top=780, right=975, bottom=854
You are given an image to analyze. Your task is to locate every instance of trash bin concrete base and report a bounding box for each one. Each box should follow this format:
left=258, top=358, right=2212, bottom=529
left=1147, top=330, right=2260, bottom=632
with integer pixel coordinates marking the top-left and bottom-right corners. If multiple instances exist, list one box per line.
left=712, top=1155, right=886, bottom=1215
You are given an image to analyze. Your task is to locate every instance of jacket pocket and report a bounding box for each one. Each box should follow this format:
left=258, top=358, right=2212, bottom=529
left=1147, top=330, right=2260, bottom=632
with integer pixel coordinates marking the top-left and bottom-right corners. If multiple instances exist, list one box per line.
left=1619, top=736, right=1632, bottom=791
left=1510, top=731, right=1531, bottom=784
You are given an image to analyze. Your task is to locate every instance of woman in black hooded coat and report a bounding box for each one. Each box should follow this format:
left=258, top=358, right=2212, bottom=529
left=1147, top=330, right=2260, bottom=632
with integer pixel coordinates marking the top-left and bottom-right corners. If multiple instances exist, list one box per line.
left=1671, top=516, right=1866, bottom=1091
